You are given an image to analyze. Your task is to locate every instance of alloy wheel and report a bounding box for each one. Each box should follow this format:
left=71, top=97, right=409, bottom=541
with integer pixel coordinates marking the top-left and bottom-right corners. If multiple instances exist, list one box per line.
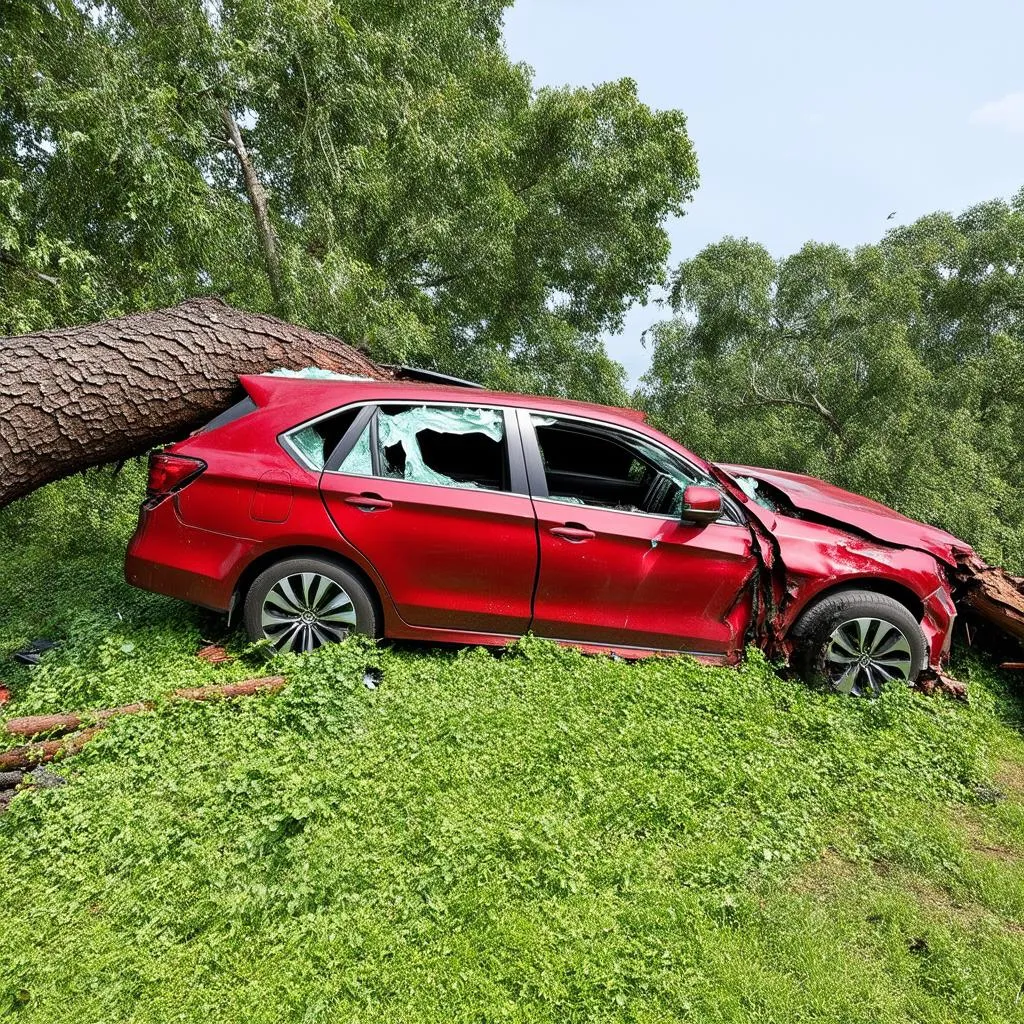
left=260, top=572, right=357, bottom=653
left=824, top=616, right=914, bottom=697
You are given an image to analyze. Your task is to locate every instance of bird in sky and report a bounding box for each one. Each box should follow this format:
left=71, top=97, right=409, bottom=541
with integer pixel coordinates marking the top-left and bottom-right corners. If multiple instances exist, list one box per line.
left=887, top=211, right=897, bottom=220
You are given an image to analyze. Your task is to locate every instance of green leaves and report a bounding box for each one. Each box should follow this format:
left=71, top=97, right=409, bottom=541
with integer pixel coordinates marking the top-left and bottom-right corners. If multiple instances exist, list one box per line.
left=640, top=190, right=1024, bottom=571
left=1, top=0, right=696, bottom=401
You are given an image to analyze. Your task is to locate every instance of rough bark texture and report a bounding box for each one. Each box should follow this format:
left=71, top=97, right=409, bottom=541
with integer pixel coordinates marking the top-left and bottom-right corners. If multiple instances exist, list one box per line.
left=2, top=677, right=287, bottom=739
left=955, top=554, right=1024, bottom=648
left=0, top=297, right=390, bottom=507
left=0, top=726, right=103, bottom=772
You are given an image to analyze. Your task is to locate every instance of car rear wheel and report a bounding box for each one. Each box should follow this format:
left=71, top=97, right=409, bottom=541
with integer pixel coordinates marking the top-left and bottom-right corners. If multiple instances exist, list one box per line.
left=790, top=590, right=927, bottom=697
left=243, top=557, right=378, bottom=653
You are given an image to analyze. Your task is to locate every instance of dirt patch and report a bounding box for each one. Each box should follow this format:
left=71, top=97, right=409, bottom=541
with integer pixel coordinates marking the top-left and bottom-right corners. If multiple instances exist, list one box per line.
left=789, top=849, right=1024, bottom=936
left=992, top=759, right=1024, bottom=801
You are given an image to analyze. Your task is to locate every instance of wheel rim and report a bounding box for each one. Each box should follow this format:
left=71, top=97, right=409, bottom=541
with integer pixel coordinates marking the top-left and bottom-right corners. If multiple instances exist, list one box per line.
left=260, top=572, right=357, bottom=653
left=824, top=616, right=913, bottom=696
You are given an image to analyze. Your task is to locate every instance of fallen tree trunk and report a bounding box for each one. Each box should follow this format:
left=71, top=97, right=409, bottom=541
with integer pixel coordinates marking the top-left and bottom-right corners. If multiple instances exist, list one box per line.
left=0, top=298, right=389, bottom=507
left=955, top=554, right=1024, bottom=649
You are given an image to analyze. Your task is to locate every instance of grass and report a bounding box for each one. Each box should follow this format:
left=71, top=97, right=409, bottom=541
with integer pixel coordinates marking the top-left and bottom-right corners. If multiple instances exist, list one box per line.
left=2, top=466, right=1024, bottom=1022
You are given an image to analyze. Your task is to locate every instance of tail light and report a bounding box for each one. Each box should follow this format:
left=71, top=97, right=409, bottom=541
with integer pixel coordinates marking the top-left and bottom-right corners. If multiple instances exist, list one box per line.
left=146, top=453, right=206, bottom=499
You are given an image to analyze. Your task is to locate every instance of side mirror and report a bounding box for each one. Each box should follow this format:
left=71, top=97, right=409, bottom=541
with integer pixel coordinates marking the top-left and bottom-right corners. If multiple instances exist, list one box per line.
left=681, top=485, right=723, bottom=526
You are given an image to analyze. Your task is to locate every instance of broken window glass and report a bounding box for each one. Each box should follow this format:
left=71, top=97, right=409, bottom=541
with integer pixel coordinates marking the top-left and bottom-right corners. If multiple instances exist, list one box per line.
left=335, top=405, right=509, bottom=490
left=284, top=407, right=361, bottom=470
left=338, top=421, right=373, bottom=476
left=378, top=406, right=507, bottom=490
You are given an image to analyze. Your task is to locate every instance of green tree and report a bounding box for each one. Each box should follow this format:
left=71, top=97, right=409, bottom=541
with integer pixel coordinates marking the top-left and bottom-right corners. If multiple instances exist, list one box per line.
left=1, top=0, right=697, bottom=399
left=639, top=191, right=1024, bottom=570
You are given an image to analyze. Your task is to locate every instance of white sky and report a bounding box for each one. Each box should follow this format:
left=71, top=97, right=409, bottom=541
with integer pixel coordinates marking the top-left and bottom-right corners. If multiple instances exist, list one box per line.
left=502, top=0, right=1024, bottom=383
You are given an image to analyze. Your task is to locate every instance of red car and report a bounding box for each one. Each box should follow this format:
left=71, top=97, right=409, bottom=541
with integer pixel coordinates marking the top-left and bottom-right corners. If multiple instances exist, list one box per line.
left=126, top=374, right=971, bottom=696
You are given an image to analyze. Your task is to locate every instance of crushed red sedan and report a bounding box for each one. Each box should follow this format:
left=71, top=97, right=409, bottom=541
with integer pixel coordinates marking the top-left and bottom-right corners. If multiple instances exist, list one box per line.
left=126, top=374, right=973, bottom=696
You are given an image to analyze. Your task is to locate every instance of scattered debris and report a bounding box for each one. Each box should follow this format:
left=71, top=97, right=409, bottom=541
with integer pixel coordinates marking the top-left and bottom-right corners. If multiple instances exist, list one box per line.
left=12, top=638, right=57, bottom=666
left=999, top=662, right=1024, bottom=671
left=363, top=667, right=382, bottom=690
left=914, top=670, right=969, bottom=702
left=0, top=685, right=10, bottom=705
left=197, top=644, right=234, bottom=665
left=0, top=676, right=288, bottom=811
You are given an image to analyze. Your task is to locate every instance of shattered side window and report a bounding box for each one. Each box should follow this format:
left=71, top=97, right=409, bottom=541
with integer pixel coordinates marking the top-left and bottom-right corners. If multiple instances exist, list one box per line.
left=531, top=414, right=713, bottom=516
left=338, top=422, right=373, bottom=476
left=377, top=405, right=508, bottom=490
left=283, top=407, right=360, bottom=471
left=333, top=405, right=510, bottom=490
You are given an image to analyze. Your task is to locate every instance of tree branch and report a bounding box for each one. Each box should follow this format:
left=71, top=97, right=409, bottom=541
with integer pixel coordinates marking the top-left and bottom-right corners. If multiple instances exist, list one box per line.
left=746, top=375, right=844, bottom=437
left=219, top=107, right=285, bottom=313
left=0, top=251, right=59, bottom=287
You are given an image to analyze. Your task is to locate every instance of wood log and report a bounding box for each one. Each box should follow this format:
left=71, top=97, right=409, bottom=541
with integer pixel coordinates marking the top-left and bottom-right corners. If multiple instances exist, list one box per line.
left=0, top=297, right=390, bottom=507
left=3, top=676, right=286, bottom=738
left=171, top=677, right=286, bottom=701
left=0, top=727, right=103, bottom=772
left=955, top=554, right=1024, bottom=648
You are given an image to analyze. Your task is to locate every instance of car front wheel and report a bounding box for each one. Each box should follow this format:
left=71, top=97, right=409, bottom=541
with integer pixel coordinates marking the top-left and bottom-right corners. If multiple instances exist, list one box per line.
left=243, top=557, right=378, bottom=653
left=790, top=590, right=927, bottom=697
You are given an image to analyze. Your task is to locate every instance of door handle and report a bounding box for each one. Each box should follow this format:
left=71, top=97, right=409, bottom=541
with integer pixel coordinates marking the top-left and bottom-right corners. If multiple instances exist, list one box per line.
left=344, top=493, right=393, bottom=512
left=550, top=525, right=595, bottom=543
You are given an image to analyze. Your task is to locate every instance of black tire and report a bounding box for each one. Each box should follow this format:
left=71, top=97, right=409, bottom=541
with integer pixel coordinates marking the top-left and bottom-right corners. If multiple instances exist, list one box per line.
left=789, top=589, right=927, bottom=697
left=243, top=556, right=378, bottom=653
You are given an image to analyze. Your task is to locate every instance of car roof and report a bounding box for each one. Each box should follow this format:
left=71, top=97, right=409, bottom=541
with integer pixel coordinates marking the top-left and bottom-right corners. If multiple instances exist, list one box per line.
left=240, top=375, right=649, bottom=429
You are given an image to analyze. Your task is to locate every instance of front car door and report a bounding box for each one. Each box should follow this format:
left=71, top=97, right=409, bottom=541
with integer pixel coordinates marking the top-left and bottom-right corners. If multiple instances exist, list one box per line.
left=519, top=410, right=759, bottom=656
left=314, top=401, right=538, bottom=636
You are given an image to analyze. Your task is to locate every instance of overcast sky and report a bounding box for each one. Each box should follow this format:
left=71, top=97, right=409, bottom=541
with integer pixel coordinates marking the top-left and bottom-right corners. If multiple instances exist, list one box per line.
left=502, top=0, right=1024, bottom=383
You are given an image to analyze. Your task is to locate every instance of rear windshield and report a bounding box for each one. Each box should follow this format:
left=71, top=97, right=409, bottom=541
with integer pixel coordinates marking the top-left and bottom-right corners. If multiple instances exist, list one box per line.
left=194, top=397, right=258, bottom=435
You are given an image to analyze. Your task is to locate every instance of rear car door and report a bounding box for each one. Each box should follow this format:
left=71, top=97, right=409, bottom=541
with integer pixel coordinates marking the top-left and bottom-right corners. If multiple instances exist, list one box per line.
left=520, top=410, right=758, bottom=655
left=314, top=402, right=538, bottom=636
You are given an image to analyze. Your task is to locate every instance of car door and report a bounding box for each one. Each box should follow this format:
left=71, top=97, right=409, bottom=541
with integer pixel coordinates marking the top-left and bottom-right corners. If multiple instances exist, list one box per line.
left=519, top=410, right=759, bottom=655
left=316, top=402, right=538, bottom=636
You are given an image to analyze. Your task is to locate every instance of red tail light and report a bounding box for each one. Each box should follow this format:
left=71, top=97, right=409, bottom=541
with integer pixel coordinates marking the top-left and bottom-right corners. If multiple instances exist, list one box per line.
left=146, top=453, right=206, bottom=499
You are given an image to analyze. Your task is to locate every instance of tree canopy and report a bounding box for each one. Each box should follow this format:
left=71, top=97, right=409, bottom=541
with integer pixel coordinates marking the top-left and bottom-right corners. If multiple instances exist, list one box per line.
left=639, top=190, right=1024, bottom=571
left=1, top=0, right=698, bottom=403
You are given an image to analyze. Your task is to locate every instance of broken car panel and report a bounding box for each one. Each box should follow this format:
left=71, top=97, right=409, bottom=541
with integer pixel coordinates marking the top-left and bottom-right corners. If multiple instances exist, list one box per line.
left=126, top=376, right=985, bottom=694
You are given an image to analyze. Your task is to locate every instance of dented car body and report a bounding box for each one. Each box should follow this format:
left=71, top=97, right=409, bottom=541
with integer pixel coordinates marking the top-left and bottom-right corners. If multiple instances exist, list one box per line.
left=126, top=376, right=972, bottom=690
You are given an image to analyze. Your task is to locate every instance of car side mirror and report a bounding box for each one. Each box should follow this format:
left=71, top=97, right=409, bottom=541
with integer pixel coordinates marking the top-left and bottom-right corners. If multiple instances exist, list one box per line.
left=681, top=485, right=723, bottom=526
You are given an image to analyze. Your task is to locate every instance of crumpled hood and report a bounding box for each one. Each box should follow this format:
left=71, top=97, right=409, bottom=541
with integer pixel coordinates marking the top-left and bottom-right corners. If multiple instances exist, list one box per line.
left=717, top=463, right=973, bottom=567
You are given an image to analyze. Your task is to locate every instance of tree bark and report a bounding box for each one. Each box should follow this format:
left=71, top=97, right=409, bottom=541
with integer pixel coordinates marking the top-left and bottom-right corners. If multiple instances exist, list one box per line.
left=0, top=296, right=389, bottom=507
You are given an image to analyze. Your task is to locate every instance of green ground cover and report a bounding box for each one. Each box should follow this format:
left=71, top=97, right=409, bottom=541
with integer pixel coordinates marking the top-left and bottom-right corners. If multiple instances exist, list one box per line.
left=2, top=467, right=1023, bottom=1023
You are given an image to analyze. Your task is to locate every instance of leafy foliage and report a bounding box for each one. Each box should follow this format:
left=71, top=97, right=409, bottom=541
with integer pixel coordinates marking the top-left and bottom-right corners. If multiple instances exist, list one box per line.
left=639, top=192, right=1024, bottom=570
left=3, top=470, right=1024, bottom=1021
left=1, top=0, right=697, bottom=401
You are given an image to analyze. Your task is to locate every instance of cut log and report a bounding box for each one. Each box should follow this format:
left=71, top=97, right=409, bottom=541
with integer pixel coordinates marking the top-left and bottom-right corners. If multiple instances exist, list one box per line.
left=0, top=298, right=390, bottom=507
left=3, top=702, right=151, bottom=739
left=171, top=677, right=286, bottom=701
left=0, top=727, right=103, bottom=772
left=2, top=677, right=287, bottom=739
